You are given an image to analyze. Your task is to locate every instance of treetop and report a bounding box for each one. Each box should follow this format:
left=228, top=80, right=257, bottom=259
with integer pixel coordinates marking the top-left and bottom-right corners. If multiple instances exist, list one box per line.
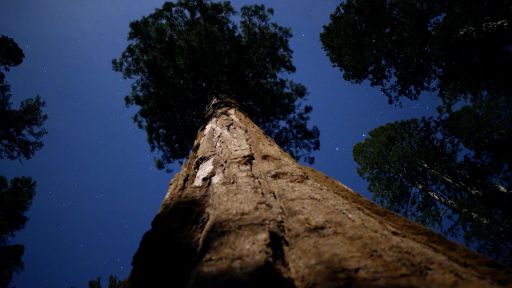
left=114, top=0, right=319, bottom=169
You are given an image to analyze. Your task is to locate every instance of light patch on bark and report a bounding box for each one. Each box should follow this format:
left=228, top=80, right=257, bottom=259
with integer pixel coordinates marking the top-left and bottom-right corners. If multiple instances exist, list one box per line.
left=228, top=108, right=239, bottom=122
left=193, top=157, right=214, bottom=186
left=211, top=171, right=223, bottom=184
left=201, top=123, right=215, bottom=143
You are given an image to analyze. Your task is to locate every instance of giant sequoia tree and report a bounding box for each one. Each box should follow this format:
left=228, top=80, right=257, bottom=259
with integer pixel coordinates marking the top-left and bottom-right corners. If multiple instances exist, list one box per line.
left=322, top=0, right=512, bottom=264
left=0, top=35, right=46, bottom=288
left=115, top=1, right=512, bottom=287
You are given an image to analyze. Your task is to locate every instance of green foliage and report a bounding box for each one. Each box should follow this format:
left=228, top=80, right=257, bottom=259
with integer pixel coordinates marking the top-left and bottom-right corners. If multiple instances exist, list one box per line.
left=0, top=35, right=45, bottom=288
left=113, top=0, right=319, bottom=169
left=321, top=0, right=512, bottom=105
left=353, top=115, right=512, bottom=264
left=88, top=275, right=122, bottom=288
left=354, top=119, right=450, bottom=224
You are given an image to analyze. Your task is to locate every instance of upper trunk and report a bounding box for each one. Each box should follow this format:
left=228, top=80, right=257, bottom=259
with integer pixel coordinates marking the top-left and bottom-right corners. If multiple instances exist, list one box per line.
left=123, top=105, right=511, bottom=288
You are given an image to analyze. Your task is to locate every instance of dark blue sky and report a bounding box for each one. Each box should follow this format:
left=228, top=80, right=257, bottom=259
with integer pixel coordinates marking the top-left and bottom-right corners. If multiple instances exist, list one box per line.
left=1, top=1, right=438, bottom=287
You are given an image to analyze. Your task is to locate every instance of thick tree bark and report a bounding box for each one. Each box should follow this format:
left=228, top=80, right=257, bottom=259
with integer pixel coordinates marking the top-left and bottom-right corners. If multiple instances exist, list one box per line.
left=123, top=104, right=511, bottom=288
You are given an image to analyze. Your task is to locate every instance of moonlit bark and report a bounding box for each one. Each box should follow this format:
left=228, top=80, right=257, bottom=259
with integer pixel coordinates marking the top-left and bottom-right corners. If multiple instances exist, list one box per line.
left=123, top=104, right=511, bottom=288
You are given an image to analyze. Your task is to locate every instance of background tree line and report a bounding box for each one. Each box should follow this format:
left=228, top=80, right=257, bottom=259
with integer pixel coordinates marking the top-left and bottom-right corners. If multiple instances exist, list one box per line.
left=0, top=35, right=47, bottom=288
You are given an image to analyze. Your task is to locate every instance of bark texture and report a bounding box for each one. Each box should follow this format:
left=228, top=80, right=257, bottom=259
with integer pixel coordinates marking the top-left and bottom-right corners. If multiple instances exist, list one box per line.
left=124, top=106, right=512, bottom=288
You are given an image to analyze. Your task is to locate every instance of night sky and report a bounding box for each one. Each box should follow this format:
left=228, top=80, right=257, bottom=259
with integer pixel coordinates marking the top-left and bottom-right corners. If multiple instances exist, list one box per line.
left=1, top=1, right=439, bottom=287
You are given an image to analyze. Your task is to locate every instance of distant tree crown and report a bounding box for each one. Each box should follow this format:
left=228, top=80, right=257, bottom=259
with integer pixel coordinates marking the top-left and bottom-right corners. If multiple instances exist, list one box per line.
left=0, top=35, right=24, bottom=80
left=321, top=0, right=512, bottom=105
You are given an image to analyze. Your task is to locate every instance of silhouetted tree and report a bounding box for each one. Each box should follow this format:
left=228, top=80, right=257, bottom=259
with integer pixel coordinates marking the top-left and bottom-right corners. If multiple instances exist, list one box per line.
left=0, top=177, right=35, bottom=288
left=113, top=0, right=319, bottom=170
left=0, top=35, right=46, bottom=288
left=0, top=36, right=46, bottom=160
left=321, top=0, right=512, bottom=106
left=0, top=36, right=24, bottom=83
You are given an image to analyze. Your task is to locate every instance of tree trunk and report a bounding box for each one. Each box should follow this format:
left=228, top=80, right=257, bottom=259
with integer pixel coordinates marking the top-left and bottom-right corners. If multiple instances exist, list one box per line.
left=122, top=104, right=511, bottom=288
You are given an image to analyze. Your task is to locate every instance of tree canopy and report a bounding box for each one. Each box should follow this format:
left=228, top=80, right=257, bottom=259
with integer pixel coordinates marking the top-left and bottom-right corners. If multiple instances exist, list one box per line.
left=0, top=176, right=35, bottom=288
left=0, top=36, right=24, bottom=82
left=321, top=0, right=512, bottom=106
left=0, top=36, right=46, bottom=160
left=113, top=0, right=319, bottom=169
left=0, top=35, right=46, bottom=287
left=353, top=116, right=512, bottom=264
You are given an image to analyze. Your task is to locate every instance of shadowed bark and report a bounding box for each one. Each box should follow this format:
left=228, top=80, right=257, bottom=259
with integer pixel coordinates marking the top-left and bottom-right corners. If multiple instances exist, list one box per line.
left=122, top=103, right=512, bottom=287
